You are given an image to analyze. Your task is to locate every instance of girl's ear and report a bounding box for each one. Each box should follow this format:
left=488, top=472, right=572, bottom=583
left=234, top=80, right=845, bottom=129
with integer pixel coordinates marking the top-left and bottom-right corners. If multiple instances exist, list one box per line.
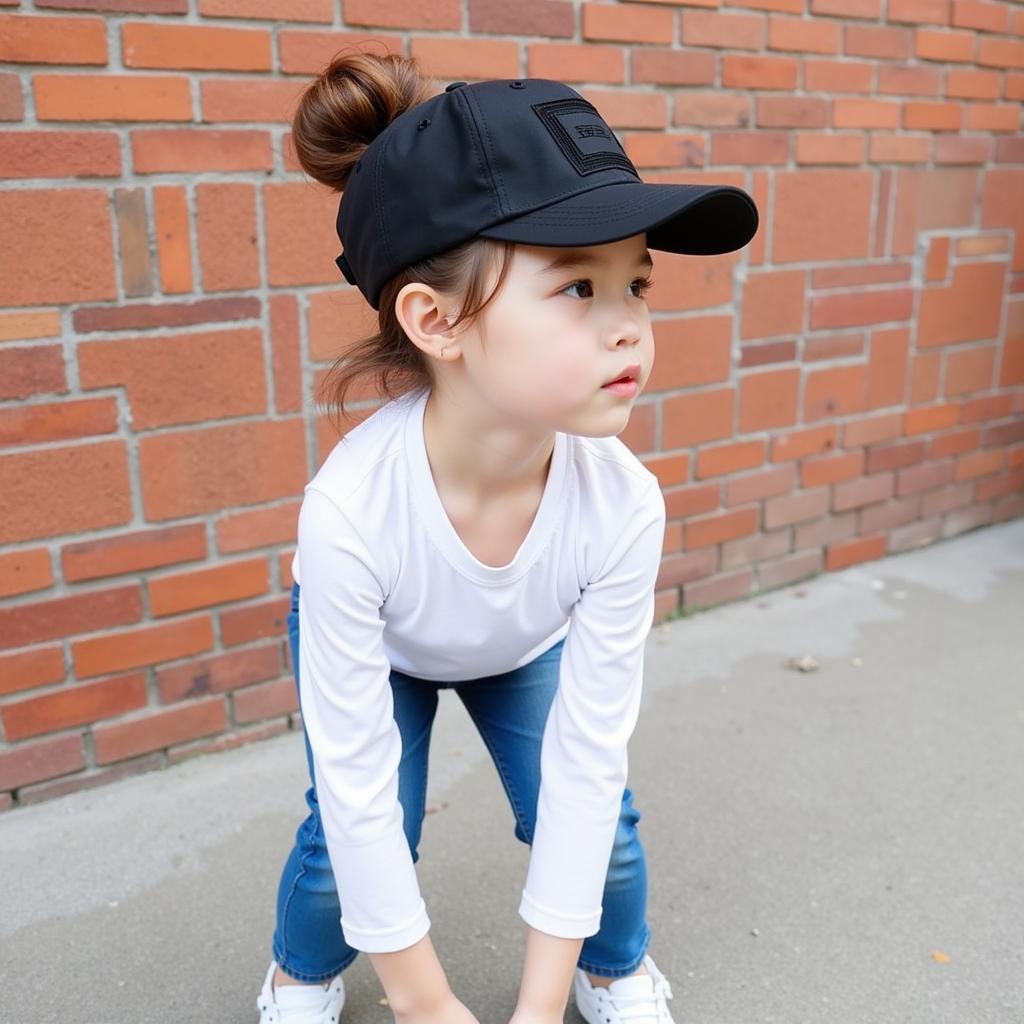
left=394, top=281, right=461, bottom=363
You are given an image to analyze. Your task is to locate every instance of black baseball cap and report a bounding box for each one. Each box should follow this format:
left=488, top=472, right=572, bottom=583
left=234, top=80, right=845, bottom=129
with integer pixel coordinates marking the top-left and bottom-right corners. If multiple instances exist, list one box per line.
left=334, top=77, right=759, bottom=311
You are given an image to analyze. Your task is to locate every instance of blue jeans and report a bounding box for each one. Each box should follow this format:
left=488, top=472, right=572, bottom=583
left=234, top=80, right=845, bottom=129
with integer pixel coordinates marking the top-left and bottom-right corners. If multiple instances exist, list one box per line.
left=273, top=582, right=652, bottom=982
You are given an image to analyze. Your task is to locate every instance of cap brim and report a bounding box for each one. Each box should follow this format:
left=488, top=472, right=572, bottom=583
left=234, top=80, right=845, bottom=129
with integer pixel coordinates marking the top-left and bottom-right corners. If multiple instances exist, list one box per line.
left=477, top=181, right=758, bottom=256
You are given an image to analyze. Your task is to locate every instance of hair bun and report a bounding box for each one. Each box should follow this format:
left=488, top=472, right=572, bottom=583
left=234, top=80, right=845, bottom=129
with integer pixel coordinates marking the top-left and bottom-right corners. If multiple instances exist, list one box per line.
left=291, top=51, right=436, bottom=192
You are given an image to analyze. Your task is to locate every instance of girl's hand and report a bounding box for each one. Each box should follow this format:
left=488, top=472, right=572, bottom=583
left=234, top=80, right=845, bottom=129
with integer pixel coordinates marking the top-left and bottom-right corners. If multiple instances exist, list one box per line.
left=393, top=991, right=480, bottom=1024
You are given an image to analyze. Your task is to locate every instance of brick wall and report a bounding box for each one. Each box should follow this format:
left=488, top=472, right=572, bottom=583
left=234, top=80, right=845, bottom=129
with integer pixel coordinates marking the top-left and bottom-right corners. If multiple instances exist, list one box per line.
left=1, top=1, right=1023, bottom=811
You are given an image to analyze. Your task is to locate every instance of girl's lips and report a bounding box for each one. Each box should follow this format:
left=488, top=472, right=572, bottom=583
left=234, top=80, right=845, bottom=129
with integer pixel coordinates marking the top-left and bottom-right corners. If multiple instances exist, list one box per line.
left=603, top=379, right=639, bottom=398
left=603, top=363, right=642, bottom=387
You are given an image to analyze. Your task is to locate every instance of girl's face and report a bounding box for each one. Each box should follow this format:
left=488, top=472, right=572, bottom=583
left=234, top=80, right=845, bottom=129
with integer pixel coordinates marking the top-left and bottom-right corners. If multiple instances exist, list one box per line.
left=456, top=233, right=655, bottom=439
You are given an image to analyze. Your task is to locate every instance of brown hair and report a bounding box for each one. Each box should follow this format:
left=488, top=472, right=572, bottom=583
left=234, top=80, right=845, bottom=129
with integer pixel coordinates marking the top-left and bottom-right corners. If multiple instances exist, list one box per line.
left=290, top=50, right=515, bottom=432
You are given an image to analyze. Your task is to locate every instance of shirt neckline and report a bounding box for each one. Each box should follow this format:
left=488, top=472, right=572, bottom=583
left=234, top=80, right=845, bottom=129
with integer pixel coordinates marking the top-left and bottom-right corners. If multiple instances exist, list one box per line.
left=404, top=388, right=569, bottom=585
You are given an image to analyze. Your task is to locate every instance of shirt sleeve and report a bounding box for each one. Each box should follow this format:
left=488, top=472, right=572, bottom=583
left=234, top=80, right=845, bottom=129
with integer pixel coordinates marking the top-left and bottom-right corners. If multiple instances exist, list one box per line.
left=294, top=485, right=431, bottom=953
left=518, top=480, right=666, bottom=938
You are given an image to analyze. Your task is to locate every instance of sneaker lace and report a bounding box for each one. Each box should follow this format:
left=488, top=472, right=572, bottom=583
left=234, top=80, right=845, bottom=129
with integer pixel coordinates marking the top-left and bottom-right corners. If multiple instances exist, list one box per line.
left=606, top=976, right=675, bottom=1023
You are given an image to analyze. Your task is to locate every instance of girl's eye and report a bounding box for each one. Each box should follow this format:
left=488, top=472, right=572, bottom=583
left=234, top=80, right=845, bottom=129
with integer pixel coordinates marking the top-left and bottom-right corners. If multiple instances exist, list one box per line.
left=560, top=277, right=656, bottom=300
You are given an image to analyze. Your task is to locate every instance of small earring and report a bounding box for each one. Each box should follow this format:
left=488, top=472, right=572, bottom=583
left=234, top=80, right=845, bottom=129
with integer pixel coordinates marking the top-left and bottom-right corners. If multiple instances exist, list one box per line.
left=439, top=346, right=447, bottom=359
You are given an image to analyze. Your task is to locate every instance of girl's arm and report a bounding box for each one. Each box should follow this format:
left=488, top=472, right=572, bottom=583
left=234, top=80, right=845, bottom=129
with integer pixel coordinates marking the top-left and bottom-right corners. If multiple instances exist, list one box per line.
left=509, top=927, right=584, bottom=1024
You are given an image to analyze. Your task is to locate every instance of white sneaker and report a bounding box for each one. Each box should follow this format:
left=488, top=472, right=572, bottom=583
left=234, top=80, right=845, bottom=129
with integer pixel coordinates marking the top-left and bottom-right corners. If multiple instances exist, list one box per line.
left=256, top=960, right=346, bottom=1024
left=573, top=954, right=676, bottom=1024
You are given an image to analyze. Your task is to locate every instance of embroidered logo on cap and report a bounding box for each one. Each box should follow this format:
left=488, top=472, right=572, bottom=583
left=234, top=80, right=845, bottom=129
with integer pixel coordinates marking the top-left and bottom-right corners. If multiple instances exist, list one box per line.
left=532, top=98, right=638, bottom=178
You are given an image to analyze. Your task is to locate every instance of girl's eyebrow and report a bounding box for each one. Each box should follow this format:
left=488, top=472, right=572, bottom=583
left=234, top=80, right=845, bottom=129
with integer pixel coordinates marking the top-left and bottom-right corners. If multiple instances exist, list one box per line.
left=537, top=250, right=654, bottom=275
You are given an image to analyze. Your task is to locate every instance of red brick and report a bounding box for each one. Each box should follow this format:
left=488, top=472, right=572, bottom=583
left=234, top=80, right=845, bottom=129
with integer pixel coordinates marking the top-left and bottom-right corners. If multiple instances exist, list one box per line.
left=0, top=734, right=85, bottom=791
left=131, top=128, right=272, bottom=173
left=410, top=36, right=521, bottom=78
left=915, top=27, right=975, bottom=63
left=710, top=130, right=789, bottom=166
left=682, top=9, right=765, bottom=49
left=795, top=133, right=864, bottom=166
left=757, top=95, right=829, bottom=128
left=868, top=129, right=930, bottom=161
left=0, top=584, right=141, bottom=652
left=889, top=516, right=941, bottom=553
left=764, top=487, right=830, bottom=528
left=200, top=78, right=306, bottom=123
left=149, top=557, right=268, bottom=617
left=72, top=614, right=213, bottom=679
left=93, top=697, right=226, bottom=763
left=864, top=439, right=927, bottom=473
left=34, top=74, right=192, bottom=121
left=769, top=14, right=840, bottom=53
left=36, top=0, right=186, bottom=10
left=695, top=439, right=766, bottom=478
left=138, top=418, right=306, bottom=520
left=0, top=310, right=61, bottom=341
left=0, top=13, right=107, bottom=63
left=842, top=412, right=903, bottom=447
left=648, top=317, right=732, bottom=389
left=722, top=54, right=799, bottom=90
left=724, top=463, right=796, bottom=506
left=0, top=646, right=65, bottom=697
left=860, top=494, right=921, bottom=532
left=758, top=549, right=823, bottom=590
left=917, top=262, right=1003, bottom=346
left=664, top=481, right=719, bottom=520
left=276, top=29, right=402, bottom=74
left=0, top=441, right=131, bottom=544
left=805, top=335, right=865, bottom=363
left=195, top=183, right=260, bottom=292
left=0, top=189, right=115, bottom=305
left=905, top=402, right=960, bottom=435
left=904, top=100, right=963, bottom=131
left=676, top=92, right=751, bottom=128
left=622, top=133, right=704, bottom=168
left=810, top=287, right=914, bottom=331
left=663, top=388, right=735, bottom=448
left=975, top=466, right=1024, bottom=501
left=935, top=135, right=991, bottom=165
left=633, top=47, right=716, bottom=86
left=16, top=752, right=164, bottom=805
left=279, top=550, right=294, bottom=588
left=0, top=346, right=65, bottom=401
left=264, top=182, right=343, bottom=287
left=804, top=364, right=868, bottom=421
left=0, top=397, right=118, bottom=447
left=469, top=0, right=572, bottom=36
left=721, top=528, right=791, bottom=571
left=845, top=23, right=913, bottom=60
left=527, top=42, right=625, bottom=82
left=741, top=337, right=802, bottom=366
left=825, top=534, right=887, bottom=570
left=771, top=423, right=839, bottom=461
left=978, top=173, right=1024, bottom=276
left=0, top=547, right=52, bottom=598
left=62, top=523, right=207, bottom=582
left=944, top=345, right=998, bottom=396
left=216, top=500, right=300, bottom=553
left=803, top=58, right=873, bottom=93
left=0, top=130, right=120, bottom=178
left=795, top=510, right=857, bottom=548
left=269, top=294, right=302, bottom=415
left=931, top=426, right=981, bottom=459
left=153, top=185, right=192, bottom=294
left=0, top=71, right=23, bottom=120
left=79, top=327, right=266, bottom=429
left=877, top=63, right=942, bottom=96
left=887, top=0, right=946, bottom=25
left=582, top=88, right=668, bottom=130
left=773, top=170, right=873, bottom=264
left=122, top=22, right=271, bottom=70
left=655, top=548, right=717, bottom=590
left=738, top=368, right=800, bottom=432
left=233, top=676, right=297, bottom=723
left=115, top=187, right=153, bottom=298
left=953, top=0, right=1009, bottom=33
left=801, top=450, right=865, bottom=487
left=199, top=0, right=332, bottom=19
left=219, top=595, right=290, bottom=646
left=682, top=568, right=755, bottom=611
left=833, top=472, right=894, bottom=511
left=156, top=643, right=281, bottom=702
left=954, top=447, right=1004, bottom=481
left=73, top=296, right=260, bottom=333
left=685, top=506, right=759, bottom=549
left=833, top=98, right=902, bottom=129
left=582, top=2, right=674, bottom=44
left=867, top=327, right=910, bottom=409
left=2, top=671, right=147, bottom=741
left=942, top=68, right=999, bottom=98
left=898, top=459, right=956, bottom=496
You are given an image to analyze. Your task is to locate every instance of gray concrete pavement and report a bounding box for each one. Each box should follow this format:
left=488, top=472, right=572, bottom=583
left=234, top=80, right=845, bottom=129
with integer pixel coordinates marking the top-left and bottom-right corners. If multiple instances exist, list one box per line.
left=2, top=518, right=1023, bottom=1024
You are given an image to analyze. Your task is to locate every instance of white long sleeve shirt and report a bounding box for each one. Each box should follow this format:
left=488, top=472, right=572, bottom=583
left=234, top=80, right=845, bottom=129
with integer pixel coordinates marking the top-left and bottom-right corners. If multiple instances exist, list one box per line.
left=291, top=386, right=666, bottom=953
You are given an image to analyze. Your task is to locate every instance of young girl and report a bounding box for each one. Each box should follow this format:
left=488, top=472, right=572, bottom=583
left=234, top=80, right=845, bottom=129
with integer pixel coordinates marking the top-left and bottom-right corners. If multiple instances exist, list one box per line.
left=257, top=52, right=758, bottom=1024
